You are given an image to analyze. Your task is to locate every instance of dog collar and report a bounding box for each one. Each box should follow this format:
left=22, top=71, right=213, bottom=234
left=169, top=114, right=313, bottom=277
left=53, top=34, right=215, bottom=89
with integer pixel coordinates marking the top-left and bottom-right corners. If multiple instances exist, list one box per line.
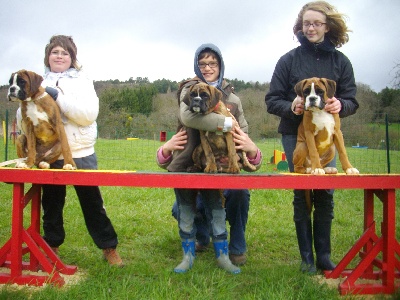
left=213, top=102, right=220, bottom=112
left=32, top=92, right=48, bottom=101
left=26, top=92, right=47, bottom=102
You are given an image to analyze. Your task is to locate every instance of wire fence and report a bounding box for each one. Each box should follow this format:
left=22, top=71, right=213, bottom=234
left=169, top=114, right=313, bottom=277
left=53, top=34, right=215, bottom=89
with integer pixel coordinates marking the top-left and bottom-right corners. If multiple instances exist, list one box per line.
left=1, top=112, right=399, bottom=174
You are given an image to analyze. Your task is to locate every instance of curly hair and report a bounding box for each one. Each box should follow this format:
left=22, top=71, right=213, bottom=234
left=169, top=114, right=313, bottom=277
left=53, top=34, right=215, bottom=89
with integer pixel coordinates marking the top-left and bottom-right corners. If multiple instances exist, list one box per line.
left=293, top=1, right=351, bottom=48
left=44, top=35, right=81, bottom=70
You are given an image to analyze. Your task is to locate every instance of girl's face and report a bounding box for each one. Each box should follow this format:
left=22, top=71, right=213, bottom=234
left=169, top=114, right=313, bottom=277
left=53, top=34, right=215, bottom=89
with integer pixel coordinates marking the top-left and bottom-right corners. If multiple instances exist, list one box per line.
left=198, top=55, right=220, bottom=83
left=302, top=10, right=329, bottom=44
left=48, top=46, right=72, bottom=73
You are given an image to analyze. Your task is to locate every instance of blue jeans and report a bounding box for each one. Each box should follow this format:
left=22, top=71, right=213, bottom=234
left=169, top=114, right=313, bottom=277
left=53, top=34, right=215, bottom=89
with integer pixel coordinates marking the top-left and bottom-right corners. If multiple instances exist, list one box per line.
left=174, top=189, right=227, bottom=241
left=172, top=189, right=250, bottom=255
left=282, top=135, right=335, bottom=222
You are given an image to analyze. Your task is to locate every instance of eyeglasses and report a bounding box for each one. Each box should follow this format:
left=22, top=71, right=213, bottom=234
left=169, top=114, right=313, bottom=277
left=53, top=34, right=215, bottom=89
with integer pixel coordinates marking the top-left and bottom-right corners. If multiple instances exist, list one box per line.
left=198, top=62, right=219, bottom=69
left=302, top=22, right=326, bottom=28
left=50, top=50, right=70, bottom=57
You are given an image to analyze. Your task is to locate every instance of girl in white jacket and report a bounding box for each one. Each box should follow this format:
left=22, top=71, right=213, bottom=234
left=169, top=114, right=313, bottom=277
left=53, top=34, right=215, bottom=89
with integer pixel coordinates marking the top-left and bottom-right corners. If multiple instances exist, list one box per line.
left=17, top=35, right=123, bottom=266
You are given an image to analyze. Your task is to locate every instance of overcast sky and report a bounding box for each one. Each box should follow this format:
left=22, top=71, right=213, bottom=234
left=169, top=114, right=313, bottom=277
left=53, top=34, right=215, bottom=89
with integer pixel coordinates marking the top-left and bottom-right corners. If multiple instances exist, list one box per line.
left=1, top=0, right=399, bottom=92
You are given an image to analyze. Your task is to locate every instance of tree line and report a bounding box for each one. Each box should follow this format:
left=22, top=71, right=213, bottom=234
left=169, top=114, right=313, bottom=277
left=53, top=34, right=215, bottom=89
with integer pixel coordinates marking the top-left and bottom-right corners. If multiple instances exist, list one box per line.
left=1, top=77, right=399, bottom=144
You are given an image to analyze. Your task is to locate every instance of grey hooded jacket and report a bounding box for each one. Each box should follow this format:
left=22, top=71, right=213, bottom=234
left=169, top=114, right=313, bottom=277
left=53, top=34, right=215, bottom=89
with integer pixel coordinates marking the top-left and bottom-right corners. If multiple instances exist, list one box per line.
left=166, top=43, right=259, bottom=172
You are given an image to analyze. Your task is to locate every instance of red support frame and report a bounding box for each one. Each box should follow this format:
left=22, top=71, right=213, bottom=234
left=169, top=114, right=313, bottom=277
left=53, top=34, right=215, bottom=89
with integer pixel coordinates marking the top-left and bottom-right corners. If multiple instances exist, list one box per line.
left=0, top=183, right=76, bottom=287
left=325, top=189, right=400, bottom=295
left=0, top=168, right=399, bottom=293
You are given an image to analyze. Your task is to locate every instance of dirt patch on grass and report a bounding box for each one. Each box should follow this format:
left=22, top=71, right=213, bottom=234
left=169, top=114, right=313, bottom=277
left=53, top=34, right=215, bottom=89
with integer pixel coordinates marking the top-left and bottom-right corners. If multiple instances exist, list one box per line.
left=314, top=275, right=399, bottom=299
left=0, top=267, right=86, bottom=291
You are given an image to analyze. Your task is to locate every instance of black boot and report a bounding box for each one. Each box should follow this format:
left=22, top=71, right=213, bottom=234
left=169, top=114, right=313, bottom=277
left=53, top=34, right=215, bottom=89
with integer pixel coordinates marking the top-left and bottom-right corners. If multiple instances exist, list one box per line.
left=295, top=220, right=316, bottom=274
left=313, top=220, right=336, bottom=271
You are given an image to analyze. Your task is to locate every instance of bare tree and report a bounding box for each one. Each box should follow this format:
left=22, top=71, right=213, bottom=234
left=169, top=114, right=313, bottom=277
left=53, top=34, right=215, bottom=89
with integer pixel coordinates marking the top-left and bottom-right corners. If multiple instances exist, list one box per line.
left=391, top=62, right=400, bottom=89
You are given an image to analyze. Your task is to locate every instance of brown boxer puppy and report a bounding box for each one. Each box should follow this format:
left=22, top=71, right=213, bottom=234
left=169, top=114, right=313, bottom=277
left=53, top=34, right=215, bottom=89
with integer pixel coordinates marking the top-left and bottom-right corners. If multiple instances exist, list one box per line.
left=181, top=82, right=254, bottom=173
left=8, top=69, right=76, bottom=170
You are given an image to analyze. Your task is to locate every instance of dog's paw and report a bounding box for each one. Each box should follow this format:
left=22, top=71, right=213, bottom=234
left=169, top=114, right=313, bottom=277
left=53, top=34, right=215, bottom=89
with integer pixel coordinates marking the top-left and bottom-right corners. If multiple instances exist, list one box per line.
left=345, top=168, right=359, bottom=175
left=63, top=164, right=76, bottom=170
left=38, top=162, right=51, bottom=169
left=204, top=164, right=218, bottom=173
left=15, top=162, right=29, bottom=169
left=323, top=167, right=338, bottom=174
left=311, top=168, right=325, bottom=175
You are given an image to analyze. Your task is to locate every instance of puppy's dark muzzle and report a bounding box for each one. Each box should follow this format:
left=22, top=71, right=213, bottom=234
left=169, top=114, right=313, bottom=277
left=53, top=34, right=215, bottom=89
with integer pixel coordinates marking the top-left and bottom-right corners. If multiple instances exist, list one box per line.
left=308, top=96, right=317, bottom=106
left=306, top=96, right=325, bottom=111
left=190, top=96, right=207, bottom=113
left=192, top=96, right=202, bottom=106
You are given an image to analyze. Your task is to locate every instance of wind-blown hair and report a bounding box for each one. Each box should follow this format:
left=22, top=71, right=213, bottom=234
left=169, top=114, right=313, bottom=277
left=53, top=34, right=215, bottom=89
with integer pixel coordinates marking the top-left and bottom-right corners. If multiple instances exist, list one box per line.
left=293, top=1, right=351, bottom=48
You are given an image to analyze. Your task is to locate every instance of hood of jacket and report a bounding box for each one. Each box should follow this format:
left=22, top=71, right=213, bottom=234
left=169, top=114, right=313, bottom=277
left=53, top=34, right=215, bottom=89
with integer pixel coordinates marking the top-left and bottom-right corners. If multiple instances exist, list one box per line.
left=193, top=43, right=225, bottom=90
left=43, top=67, right=81, bottom=81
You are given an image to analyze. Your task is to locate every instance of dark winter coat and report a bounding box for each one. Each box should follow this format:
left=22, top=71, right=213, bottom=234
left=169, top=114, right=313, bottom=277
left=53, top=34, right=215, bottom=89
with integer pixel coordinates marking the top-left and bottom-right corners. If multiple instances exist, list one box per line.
left=265, top=32, right=359, bottom=135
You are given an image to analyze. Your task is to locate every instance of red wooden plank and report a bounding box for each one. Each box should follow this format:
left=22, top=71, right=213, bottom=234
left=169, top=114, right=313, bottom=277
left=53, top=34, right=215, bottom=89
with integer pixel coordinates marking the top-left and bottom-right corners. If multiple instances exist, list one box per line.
left=0, top=168, right=399, bottom=189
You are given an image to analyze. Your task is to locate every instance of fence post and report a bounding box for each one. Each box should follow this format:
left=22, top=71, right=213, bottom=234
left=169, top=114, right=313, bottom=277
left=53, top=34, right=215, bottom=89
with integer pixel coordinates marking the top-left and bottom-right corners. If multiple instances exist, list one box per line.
left=5, top=110, right=9, bottom=161
left=385, top=113, right=390, bottom=174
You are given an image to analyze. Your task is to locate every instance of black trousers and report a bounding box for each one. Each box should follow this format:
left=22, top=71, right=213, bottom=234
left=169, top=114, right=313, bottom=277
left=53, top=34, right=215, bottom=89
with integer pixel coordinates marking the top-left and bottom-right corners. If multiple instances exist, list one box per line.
left=41, top=153, right=118, bottom=249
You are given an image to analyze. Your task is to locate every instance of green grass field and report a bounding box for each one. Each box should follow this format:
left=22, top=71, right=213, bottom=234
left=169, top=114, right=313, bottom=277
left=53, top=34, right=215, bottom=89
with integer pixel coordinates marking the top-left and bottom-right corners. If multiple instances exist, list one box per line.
left=0, top=138, right=399, bottom=299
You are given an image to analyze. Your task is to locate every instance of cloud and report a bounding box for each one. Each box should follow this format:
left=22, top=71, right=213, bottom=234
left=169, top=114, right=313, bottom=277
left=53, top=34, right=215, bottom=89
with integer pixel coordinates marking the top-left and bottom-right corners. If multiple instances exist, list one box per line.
left=1, top=0, right=399, bottom=92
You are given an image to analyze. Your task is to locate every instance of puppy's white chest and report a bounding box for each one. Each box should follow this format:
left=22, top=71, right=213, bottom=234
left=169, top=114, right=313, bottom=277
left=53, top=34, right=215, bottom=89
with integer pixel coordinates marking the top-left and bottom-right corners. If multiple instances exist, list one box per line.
left=25, top=102, right=49, bottom=125
left=312, top=110, right=334, bottom=137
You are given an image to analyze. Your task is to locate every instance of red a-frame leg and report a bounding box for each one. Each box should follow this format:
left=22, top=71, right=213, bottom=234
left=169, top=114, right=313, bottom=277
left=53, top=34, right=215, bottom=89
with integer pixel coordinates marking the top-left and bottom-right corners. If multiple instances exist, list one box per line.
left=0, top=183, right=77, bottom=287
left=325, top=189, right=400, bottom=295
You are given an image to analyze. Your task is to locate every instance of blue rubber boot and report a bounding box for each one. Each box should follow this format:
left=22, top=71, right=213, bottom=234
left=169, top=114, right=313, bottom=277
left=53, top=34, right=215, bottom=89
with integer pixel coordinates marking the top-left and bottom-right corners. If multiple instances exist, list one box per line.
left=213, top=240, right=241, bottom=274
left=174, top=239, right=195, bottom=273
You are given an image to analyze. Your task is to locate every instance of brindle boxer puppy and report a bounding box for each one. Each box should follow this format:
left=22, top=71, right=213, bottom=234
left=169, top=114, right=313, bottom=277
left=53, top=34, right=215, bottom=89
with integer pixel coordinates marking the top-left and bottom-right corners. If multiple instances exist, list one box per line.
left=8, top=69, right=76, bottom=170
left=181, top=82, right=254, bottom=174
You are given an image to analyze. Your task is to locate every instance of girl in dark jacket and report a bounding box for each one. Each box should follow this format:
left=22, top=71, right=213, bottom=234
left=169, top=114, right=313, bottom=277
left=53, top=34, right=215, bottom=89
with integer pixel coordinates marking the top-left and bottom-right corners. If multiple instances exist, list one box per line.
left=265, top=1, right=359, bottom=274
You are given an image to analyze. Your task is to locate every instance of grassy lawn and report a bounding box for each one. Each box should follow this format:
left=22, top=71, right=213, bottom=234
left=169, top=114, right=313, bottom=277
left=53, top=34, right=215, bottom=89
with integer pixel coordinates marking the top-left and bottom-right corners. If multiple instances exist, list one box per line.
left=0, top=138, right=399, bottom=299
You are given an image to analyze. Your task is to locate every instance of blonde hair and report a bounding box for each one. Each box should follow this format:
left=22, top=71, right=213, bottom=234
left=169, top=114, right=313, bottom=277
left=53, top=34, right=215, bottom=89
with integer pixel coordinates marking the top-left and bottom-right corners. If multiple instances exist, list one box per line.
left=44, top=35, right=81, bottom=70
left=293, top=1, right=351, bottom=48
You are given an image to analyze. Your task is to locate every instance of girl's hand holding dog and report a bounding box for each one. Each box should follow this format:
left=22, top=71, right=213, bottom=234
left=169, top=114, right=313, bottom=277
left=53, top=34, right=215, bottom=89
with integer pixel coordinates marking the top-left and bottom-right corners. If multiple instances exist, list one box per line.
left=291, top=96, right=304, bottom=115
left=324, top=97, right=342, bottom=114
left=232, top=126, right=258, bottom=159
left=162, top=129, right=187, bottom=157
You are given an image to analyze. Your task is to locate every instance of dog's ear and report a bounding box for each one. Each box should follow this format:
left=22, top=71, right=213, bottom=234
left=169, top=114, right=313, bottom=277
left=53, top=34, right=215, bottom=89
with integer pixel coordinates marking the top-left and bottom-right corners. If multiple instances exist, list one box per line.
left=294, top=79, right=306, bottom=97
left=321, top=78, right=336, bottom=98
left=181, top=86, right=192, bottom=106
left=209, top=86, right=222, bottom=108
left=9, top=72, right=16, bottom=85
left=24, top=70, right=43, bottom=95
